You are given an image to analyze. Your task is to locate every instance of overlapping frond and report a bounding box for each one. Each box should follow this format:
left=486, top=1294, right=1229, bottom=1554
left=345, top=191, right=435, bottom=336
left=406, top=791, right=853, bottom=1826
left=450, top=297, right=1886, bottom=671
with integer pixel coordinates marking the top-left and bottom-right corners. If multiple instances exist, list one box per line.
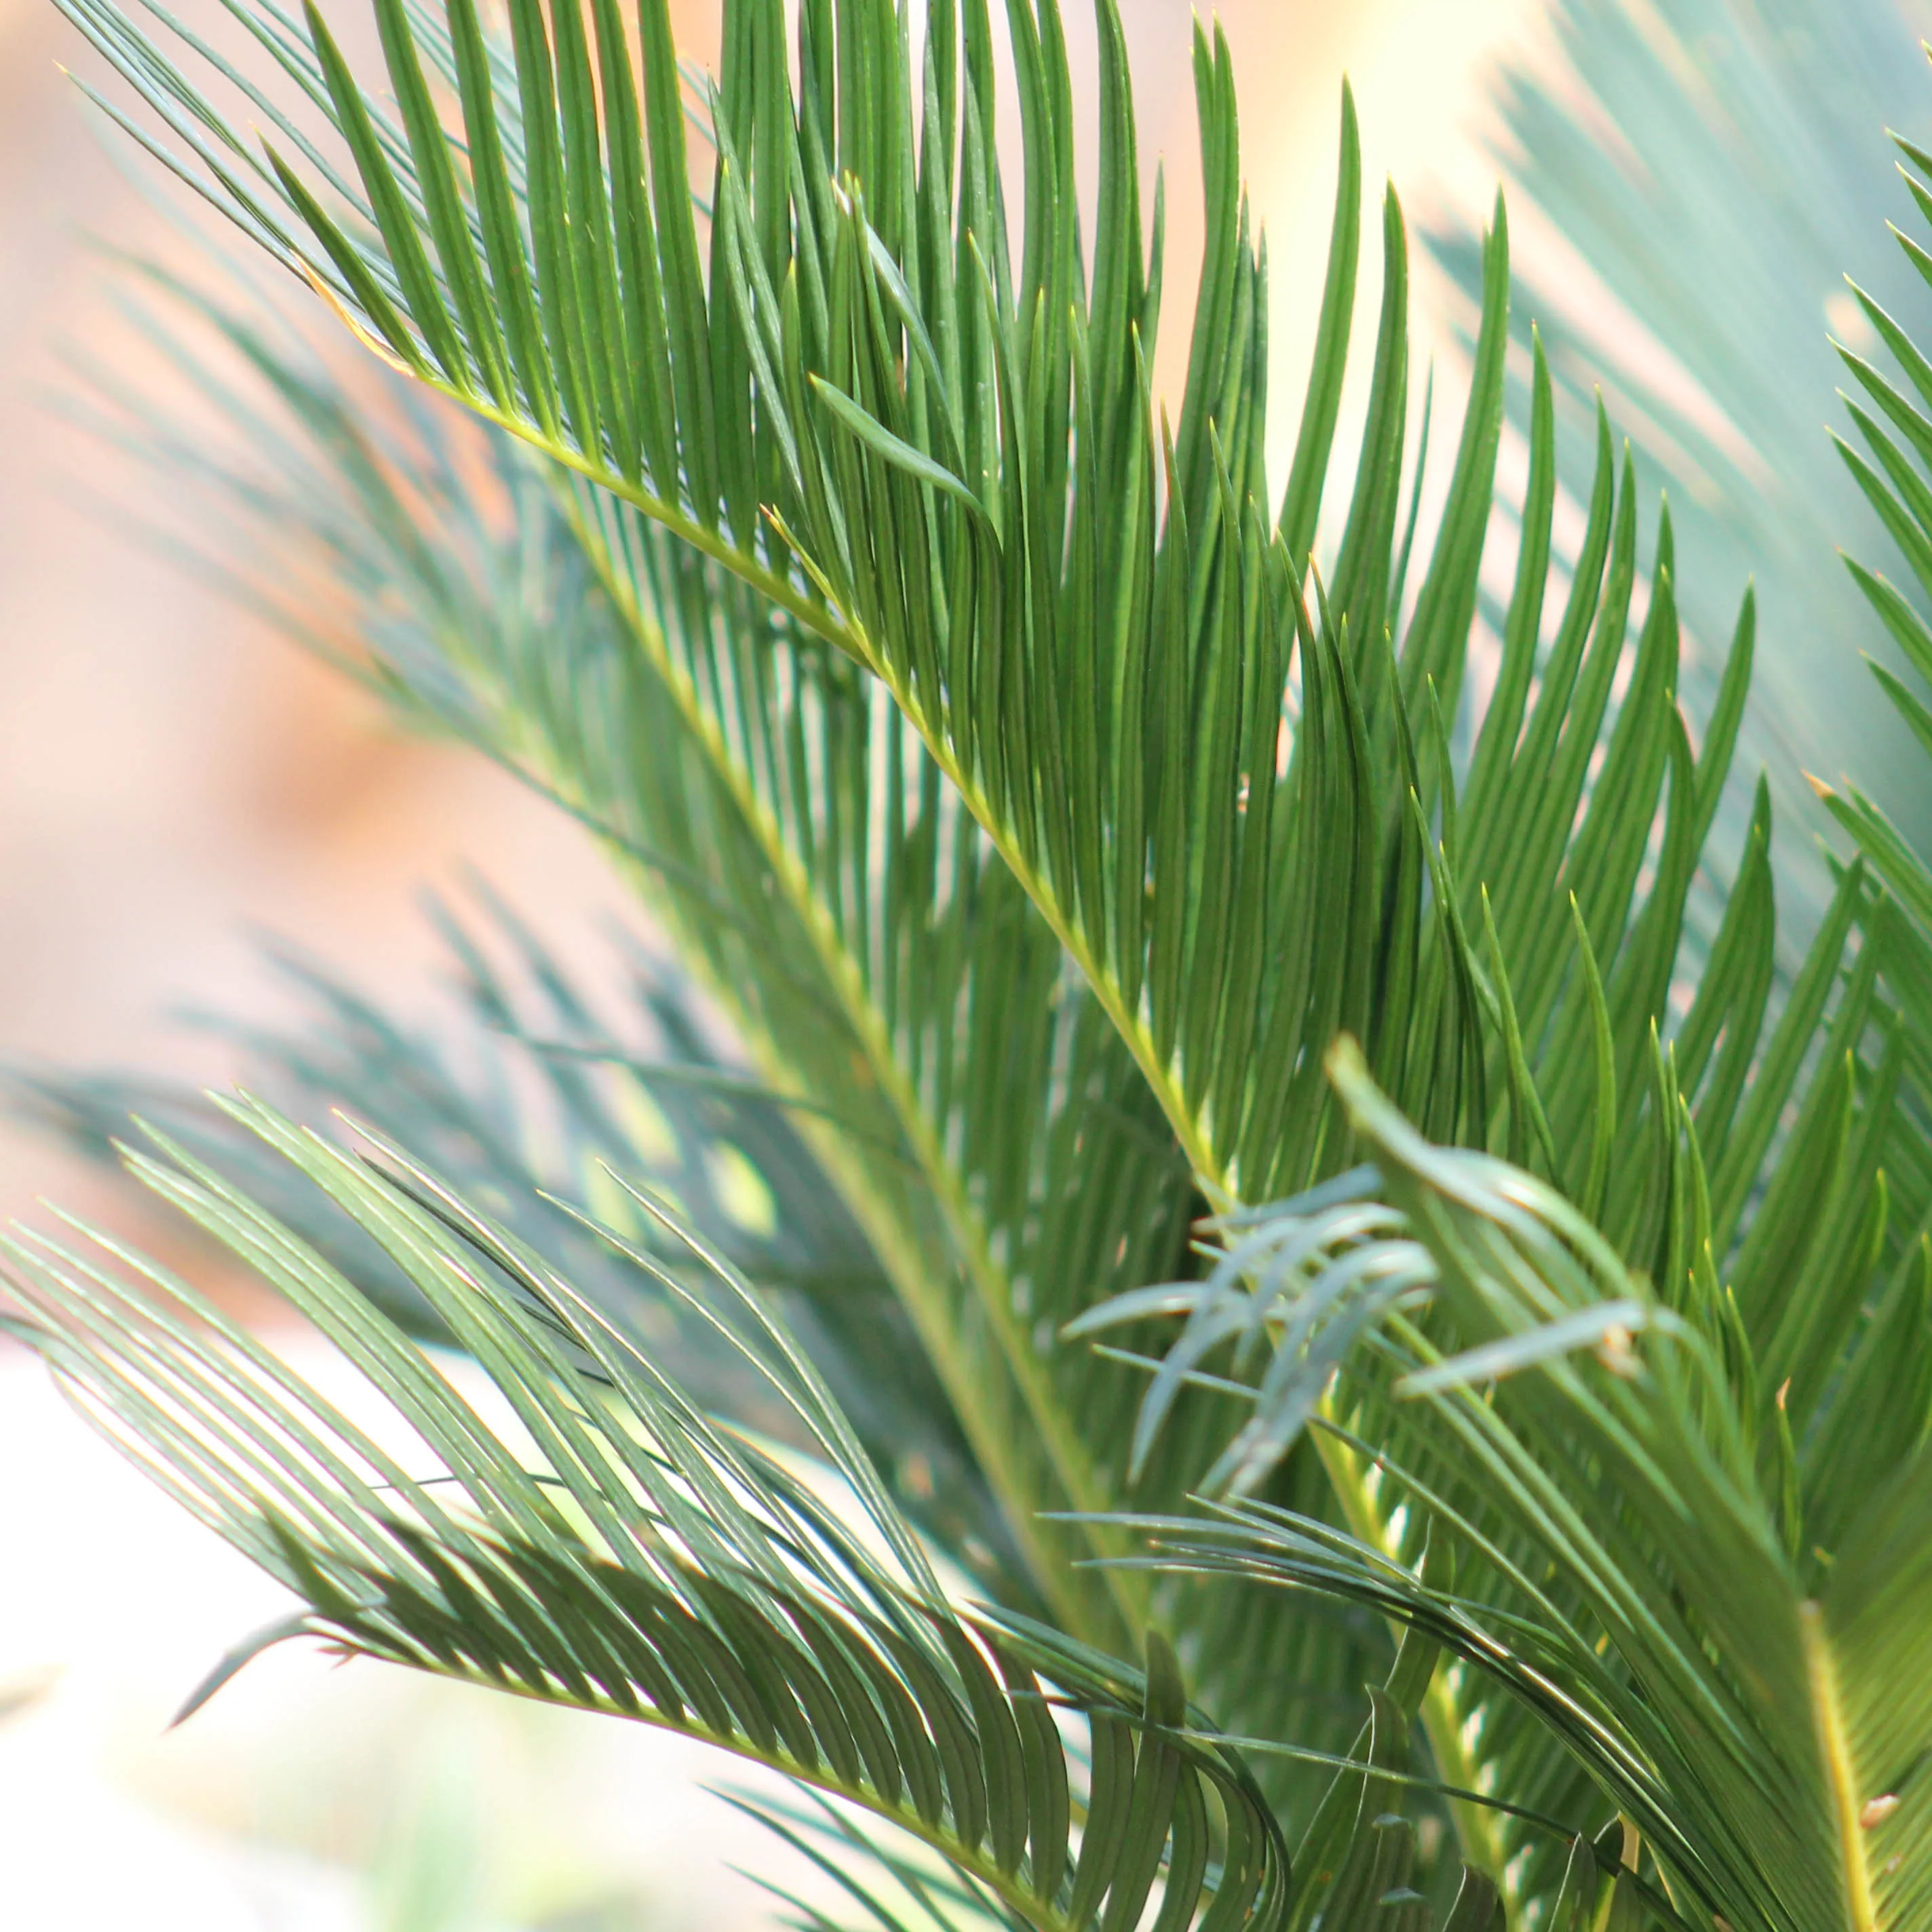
left=56, top=0, right=1763, bottom=1217
left=3, top=1098, right=1293, bottom=1932
left=77, top=250, right=1397, bottom=1807
left=1112, top=1045, right=1932, bottom=1932
left=45, top=0, right=1851, bottom=1885
left=1081, top=807, right=1914, bottom=1904
left=1073, top=66, right=1932, bottom=1929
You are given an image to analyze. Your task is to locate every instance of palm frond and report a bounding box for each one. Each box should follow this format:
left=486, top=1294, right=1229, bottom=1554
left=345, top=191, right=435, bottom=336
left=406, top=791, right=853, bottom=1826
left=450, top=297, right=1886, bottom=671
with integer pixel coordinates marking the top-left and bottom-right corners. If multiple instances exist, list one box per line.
left=71, top=245, right=1396, bottom=1813
left=726, top=1786, right=1030, bottom=1932
left=55, top=0, right=1758, bottom=1211
left=117, top=254, right=1212, bottom=1650
left=6, top=891, right=1060, bottom=1607
left=1080, top=805, right=1918, bottom=1899
left=3, top=1099, right=1292, bottom=1932
left=1777, top=91, right=1932, bottom=1425
left=35, top=0, right=1932, bottom=1916
left=730, top=1629, right=1539, bottom=1932
left=1106, top=1042, right=1932, bottom=1932
left=1816, top=100, right=1932, bottom=928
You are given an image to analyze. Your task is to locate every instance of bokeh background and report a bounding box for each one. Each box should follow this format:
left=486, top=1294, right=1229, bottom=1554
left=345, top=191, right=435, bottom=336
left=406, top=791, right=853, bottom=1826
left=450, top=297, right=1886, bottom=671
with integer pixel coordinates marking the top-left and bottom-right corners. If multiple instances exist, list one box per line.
left=0, top=0, right=1741, bottom=1923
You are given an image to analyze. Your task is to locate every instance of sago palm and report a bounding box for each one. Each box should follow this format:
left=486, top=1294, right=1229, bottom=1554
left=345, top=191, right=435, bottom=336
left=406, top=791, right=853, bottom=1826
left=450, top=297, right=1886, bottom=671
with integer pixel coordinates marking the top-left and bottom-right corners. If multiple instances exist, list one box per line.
left=13, top=2, right=1932, bottom=1929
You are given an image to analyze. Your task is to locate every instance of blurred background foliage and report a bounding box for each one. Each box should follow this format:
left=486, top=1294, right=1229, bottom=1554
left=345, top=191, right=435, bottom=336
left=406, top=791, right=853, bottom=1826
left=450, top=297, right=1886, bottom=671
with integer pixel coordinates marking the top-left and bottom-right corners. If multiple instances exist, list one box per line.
left=7, top=0, right=1932, bottom=1924
left=1434, top=0, right=1932, bottom=921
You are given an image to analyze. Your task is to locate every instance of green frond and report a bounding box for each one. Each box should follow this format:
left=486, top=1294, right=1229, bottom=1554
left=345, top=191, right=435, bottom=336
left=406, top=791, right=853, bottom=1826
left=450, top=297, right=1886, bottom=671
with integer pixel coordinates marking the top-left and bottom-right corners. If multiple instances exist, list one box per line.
left=121, top=258, right=1201, bottom=1647
left=4, top=1098, right=1290, bottom=1932
left=46, top=4, right=1932, bottom=1925
left=724, top=1786, right=1028, bottom=1932
left=57, top=0, right=1754, bottom=1221
left=6, top=893, right=1049, bottom=1607
left=1800, top=98, right=1932, bottom=1364
left=79, top=251, right=1387, bottom=1812
left=1084, top=829, right=1916, bottom=1901
left=1113, top=1044, right=1932, bottom=1932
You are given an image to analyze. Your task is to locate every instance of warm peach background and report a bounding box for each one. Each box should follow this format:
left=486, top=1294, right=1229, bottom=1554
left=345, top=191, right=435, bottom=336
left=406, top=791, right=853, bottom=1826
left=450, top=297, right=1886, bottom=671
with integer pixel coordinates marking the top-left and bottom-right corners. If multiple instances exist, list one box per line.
left=0, top=1, right=1543, bottom=1925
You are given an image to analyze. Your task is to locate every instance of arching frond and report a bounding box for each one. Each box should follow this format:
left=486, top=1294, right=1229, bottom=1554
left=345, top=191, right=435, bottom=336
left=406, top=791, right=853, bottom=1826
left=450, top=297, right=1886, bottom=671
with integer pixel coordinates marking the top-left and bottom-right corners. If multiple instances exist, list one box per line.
left=69, top=252, right=1389, bottom=1812
left=57, top=0, right=1763, bottom=1216
left=50, top=0, right=1851, bottom=1881
left=128, top=261, right=1208, bottom=1650
left=1817, top=102, right=1932, bottom=940
left=733, top=1627, right=1539, bottom=1932
left=3, top=1098, right=1291, bottom=1932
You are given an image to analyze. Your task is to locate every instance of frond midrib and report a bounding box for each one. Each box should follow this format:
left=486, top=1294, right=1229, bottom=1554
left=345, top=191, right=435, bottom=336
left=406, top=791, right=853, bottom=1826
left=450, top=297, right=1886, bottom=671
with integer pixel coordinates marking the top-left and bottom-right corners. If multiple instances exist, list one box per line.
left=554, top=484, right=1150, bottom=1650
left=1801, top=1601, right=1879, bottom=1932
left=1313, top=1423, right=1509, bottom=1882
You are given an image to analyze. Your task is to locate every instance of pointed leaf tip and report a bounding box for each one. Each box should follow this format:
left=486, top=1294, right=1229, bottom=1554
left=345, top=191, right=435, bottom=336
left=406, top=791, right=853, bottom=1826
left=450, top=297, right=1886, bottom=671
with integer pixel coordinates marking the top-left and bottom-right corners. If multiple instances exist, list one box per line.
left=1322, top=1031, right=1368, bottom=1085
left=170, top=1612, right=314, bottom=1728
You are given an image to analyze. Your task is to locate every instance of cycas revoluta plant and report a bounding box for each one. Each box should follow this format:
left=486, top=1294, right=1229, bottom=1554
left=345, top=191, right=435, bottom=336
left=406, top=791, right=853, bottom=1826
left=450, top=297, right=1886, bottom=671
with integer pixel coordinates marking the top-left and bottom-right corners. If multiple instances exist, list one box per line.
left=16, top=1, right=1932, bottom=1928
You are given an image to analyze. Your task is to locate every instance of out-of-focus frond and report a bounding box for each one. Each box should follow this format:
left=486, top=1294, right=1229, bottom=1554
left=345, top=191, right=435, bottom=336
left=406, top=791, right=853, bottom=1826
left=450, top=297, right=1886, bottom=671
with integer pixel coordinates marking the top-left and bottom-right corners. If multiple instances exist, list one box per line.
left=3, top=1102, right=1293, bottom=1932
left=1435, top=0, right=1932, bottom=871
left=5, top=893, right=1048, bottom=1603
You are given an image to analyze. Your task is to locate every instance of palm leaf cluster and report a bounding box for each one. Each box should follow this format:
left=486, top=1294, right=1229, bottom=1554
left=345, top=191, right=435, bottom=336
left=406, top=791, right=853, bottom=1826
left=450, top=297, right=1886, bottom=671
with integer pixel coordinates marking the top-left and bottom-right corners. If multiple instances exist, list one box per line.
left=15, top=1, right=1932, bottom=1930
left=1091, top=102, right=1932, bottom=1932
left=1110, top=1043, right=1932, bottom=1932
